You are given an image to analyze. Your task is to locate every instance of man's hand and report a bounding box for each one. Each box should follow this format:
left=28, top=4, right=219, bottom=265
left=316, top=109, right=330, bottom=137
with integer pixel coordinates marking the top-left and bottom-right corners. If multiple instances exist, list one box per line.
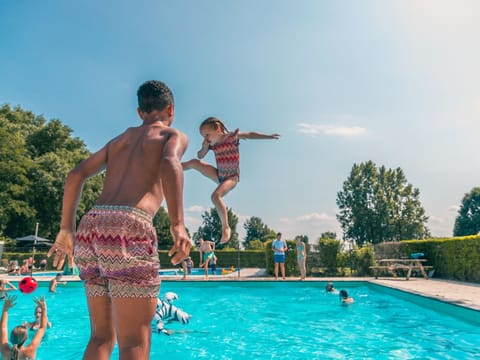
left=168, top=225, right=192, bottom=265
left=47, top=229, right=75, bottom=270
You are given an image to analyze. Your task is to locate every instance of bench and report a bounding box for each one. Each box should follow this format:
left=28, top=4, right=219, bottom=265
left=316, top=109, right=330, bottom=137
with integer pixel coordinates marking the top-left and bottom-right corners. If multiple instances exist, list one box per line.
left=370, top=261, right=434, bottom=280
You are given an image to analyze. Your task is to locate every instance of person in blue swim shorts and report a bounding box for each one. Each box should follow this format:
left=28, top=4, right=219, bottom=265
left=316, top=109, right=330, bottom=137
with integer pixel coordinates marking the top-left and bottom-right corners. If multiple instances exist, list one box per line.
left=272, top=232, right=287, bottom=280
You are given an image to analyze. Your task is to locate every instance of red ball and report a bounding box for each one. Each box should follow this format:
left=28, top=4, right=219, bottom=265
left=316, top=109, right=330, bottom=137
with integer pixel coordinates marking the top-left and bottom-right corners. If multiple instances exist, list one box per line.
left=19, top=277, right=38, bottom=294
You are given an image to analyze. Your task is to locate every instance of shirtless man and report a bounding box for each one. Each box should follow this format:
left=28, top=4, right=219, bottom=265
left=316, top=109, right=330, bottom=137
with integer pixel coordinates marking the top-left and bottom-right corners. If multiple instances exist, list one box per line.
left=198, top=237, right=216, bottom=280
left=47, top=80, right=191, bottom=360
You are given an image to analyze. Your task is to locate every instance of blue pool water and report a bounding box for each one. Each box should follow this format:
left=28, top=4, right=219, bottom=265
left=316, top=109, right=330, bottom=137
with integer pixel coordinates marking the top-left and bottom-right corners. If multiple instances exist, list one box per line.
left=5, top=281, right=480, bottom=359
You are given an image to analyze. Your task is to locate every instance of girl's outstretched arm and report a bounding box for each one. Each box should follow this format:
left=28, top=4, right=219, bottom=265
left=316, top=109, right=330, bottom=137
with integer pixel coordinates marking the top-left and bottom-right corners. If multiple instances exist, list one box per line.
left=238, top=132, right=280, bottom=140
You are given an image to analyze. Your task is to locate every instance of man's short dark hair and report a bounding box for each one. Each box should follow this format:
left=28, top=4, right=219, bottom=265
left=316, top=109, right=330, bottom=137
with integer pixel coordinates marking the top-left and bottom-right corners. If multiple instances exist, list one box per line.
left=137, top=80, right=174, bottom=113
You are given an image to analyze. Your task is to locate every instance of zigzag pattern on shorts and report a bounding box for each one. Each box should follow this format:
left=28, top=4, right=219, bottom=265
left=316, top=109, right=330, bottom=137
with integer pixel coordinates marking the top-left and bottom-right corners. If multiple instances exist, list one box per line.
left=75, top=206, right=160, bottom=298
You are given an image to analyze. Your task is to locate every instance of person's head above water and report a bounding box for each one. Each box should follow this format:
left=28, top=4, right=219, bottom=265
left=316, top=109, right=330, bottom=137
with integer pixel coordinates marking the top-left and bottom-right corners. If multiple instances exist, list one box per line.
left=326, top=282, right=335, bottom=292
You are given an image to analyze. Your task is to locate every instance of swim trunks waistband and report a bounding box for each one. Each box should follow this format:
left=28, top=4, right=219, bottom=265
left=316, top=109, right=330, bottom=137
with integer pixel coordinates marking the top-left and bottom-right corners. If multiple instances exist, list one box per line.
left=92, top=205, right=153, bottom=222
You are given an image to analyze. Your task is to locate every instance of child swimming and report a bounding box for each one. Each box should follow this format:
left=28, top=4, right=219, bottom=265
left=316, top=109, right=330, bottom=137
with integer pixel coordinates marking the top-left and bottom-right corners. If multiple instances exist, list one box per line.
left=183, top=117, right=280, bottom=244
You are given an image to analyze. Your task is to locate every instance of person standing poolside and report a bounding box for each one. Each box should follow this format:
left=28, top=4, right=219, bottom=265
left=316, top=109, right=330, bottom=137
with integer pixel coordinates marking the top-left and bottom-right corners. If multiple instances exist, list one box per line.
left=296, top=237, right=307, bottom=280
left=1, top=295, right=48, bottom=360
left=47, top=80, right=191, bottom=360
left=272, top=233, right=287, bottom=280
left=198, top=238, right=216, bottom=280
left=182, top=117, right=280, bottom=244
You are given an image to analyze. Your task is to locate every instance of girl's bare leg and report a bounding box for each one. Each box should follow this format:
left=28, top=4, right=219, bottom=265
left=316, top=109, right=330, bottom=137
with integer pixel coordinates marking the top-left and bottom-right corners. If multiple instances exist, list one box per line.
left=182, top=159, right=219, bottom=183
left=211, top=178, right=238, bottom=244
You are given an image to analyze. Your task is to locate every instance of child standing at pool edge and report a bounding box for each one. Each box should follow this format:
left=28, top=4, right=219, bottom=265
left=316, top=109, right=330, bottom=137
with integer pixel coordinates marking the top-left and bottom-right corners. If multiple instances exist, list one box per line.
left=183, top=117, right=280, bottom=244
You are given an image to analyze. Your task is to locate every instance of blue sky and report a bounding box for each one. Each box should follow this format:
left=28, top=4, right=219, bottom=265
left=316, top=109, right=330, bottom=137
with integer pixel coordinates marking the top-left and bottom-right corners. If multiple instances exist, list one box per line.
left=1, top=1, right=479, bottom=243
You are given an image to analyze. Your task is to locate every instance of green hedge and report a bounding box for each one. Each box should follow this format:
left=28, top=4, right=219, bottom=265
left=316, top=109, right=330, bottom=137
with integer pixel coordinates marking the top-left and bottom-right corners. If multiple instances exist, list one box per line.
left=158, top=250, right=266, bottom=269
left=374, top=235, right=480, bottom=283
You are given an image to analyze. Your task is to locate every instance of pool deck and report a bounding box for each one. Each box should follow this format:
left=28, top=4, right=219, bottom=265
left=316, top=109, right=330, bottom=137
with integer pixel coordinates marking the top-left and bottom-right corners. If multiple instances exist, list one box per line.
left=3, top=269, right=479, bottom=312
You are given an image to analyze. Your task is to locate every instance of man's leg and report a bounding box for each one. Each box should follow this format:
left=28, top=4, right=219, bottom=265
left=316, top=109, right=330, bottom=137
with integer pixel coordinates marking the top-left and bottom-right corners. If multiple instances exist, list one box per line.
left=83, top=296, right=116, bottom=360
left=113, top=297, right=157, bottom=360
left=281, top=263, right=286, bottom=279
left=274, top=262, right=279, bottom=280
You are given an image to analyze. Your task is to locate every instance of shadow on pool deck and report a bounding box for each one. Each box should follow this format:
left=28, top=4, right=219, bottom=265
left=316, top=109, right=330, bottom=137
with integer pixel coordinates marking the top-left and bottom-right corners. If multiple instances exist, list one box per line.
left=2, top=268, right=480, bottom=312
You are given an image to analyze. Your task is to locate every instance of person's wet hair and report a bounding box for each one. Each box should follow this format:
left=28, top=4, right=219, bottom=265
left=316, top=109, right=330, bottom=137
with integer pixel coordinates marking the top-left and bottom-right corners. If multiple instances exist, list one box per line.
left=10, top=325, right=28, bottom=359
left=137, top=80, right=174, bottom=114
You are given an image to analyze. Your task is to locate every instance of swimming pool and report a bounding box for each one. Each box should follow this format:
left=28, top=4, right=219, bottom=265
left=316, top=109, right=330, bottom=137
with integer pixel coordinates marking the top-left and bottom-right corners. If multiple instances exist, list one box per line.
left=5, top=281, right=480, bottom=359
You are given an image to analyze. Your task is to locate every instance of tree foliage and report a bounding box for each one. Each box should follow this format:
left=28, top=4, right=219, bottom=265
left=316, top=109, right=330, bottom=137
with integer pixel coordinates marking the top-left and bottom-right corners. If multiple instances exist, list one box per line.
left=320, top=232, right=336, bottom=240
left=0, top=104, right=103, bottom=239
left=336, top=161, right=429, bottom=246
left=243, top=216, right=275, bottom=248
left=193, top=207, right=239, bottom=249
left=153, top=206, right=174, bottom=250
left=453, top=187, right=480, bottom=236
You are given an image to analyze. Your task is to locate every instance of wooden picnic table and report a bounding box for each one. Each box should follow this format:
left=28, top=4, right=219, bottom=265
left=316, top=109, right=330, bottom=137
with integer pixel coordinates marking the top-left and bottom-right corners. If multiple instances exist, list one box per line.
left=370, top=258, right=432, bottom=280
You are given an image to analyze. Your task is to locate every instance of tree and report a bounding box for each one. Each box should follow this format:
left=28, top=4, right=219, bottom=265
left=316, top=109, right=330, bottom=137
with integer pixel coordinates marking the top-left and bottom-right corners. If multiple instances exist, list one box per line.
left=243, top=216, right=275, bottom=248
left=0, top=104, right=103, bottom=239
left=153, top=207, right=174, bottom=250
left=320, top=232, right=336, bottom=240
left=336, top=161, right=429, bottom=246
left=453, top=187, right=480, bottom=236
left=246, top=239, right=265, bottom=250
left=193, top=207, right=239, bottom=249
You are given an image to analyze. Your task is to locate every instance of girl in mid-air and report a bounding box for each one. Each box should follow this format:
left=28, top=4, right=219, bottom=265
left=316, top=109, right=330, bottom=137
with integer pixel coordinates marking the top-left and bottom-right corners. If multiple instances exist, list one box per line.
left=183, top=117, right=280, bottom=244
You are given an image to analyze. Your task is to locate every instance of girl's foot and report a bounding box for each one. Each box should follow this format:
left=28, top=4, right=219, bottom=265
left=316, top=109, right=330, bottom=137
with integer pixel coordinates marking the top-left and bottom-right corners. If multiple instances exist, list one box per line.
left=182, top=159, right=197, bottom=170
left=220, top=227, right=231, bottom=244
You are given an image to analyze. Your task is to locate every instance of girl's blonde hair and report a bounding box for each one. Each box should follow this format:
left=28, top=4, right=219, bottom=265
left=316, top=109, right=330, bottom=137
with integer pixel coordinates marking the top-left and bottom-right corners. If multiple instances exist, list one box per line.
left=200, top=117, right=229, bottom=134
left=10, top=325, right=28, bottom=360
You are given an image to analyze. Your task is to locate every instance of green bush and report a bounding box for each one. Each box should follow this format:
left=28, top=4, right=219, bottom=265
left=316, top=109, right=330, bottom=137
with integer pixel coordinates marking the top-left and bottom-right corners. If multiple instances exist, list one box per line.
left=353, top=244, right=375, bottom=276
left=318, top=238, right=341, bottom=275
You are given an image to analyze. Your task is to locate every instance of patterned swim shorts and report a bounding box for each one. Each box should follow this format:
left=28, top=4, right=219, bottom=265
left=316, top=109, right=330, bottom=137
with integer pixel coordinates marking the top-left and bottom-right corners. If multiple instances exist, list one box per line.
left=75, top=205, right=160, bottom=298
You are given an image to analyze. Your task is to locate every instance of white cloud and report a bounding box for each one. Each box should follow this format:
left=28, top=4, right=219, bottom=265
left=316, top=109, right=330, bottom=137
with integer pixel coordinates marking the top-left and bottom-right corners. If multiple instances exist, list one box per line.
left=272, top=212, right=341, bottom=243
left=428, top=215, right=444, bottom=224
left=297, top=123, right=367, bottom=137
left=296, top=212, right=335, bottom=222
left=186, top=205, right=207, bottom=213
left=448, top=205, right=460, bottom=212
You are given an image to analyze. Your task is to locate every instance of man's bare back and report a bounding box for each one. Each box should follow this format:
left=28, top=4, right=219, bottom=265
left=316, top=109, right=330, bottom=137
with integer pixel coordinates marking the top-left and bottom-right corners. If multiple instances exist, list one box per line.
left=98, top=124, right=183, bottom=216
